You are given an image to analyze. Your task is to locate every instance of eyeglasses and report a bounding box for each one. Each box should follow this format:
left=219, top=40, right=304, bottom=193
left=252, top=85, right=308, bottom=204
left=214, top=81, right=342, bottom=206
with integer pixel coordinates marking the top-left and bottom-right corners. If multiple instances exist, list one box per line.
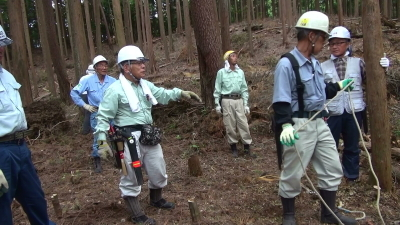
left=328, top=41, right=348, bottom=47
left=130, top=60, right=146, bottom=65
left=96, top=64, right=109, bottom=69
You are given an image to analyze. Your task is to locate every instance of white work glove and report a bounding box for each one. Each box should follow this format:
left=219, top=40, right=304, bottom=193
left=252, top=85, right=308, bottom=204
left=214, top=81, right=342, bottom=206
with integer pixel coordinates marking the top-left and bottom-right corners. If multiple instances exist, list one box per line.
left=244, top=106, right=250, bottom=115
left=181, top=91, right=202, bottom=102
left=215, top=106, right=222, bottom=115
left=98, top=141, right=112, bottom=159
left=280, top=123, right=299, bottom=146
left=0, top=169, right=9, bottom=197
left=83, top=103, right=98, bottom=113
left=380, top=53, right=390, bottom=68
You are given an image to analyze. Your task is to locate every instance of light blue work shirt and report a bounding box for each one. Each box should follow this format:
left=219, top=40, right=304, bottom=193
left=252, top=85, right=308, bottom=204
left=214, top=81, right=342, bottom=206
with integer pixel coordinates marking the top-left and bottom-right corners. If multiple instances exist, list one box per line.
left=272, top=47, right=326, bottom=112
left=95, top=78, right=182, bottom=141
left=213, top=67, right=249, bottom=107
left=70, top=74, right=116, bottom=107
left=0, top=66, right=27, bottom=137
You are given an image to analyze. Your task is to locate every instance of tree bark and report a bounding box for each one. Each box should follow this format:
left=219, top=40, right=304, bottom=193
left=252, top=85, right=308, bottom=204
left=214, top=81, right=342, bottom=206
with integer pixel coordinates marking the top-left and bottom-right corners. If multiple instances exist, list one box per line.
left=190, top=0, right=223, bottom=108
left=58, top=0, right=68, bottom=59
left=112, top=0, right=126, bottom=49
left=188, top=155, right=203, bottom=176
left=362, top=0, right=393, bottom=191
left=280, top=0, right=287, bottom=46
left=21, top=0, right=38, bottom=98
left=235, top=0, right=239, bottom=22
left=93, top=0, right=102, bottom=54
left=84, top=0, right=95, bottom=60
left=247, top=0, right=254, bottom=56
left=157, top=0, right=170, bottom=60
left=8, top=0, right=33, bottom=106
left=388, top=0, right=393, bottom=18
left=140, top=0, right=148, bottom=54
left=166, top=0, right=174, bottom=52
left=123, top=0, right=133, bottom=44
left=176, top=0, right=183, bottom=34
left=355, top=0, right=359, bottom=17
left=39, top=0, right=72, bottom=104
left=398, top=0, right=400, bottom=18
left=54, top=0, right=64, bottom=59
left=135, top=0, right=143, bottom=49
left=65, top=0, right=74, bottom=61
left=143, top=0, right=157, bottom=72
left=183, top=0, right=193, bottom=62
left=383, top=0, right=389, bottom=17
left=100, top=2, right=113, bottom=45
left=219, top=0, right=231, bottom=53
left=338, top=0, right=344, bottom=25
left=315, top=0, right=320, bottom=10
left=292, top=0, right=298, bottom=22
left=68, top=0, right=90, bottom=82
left=36, top=0, right=57, bottom=96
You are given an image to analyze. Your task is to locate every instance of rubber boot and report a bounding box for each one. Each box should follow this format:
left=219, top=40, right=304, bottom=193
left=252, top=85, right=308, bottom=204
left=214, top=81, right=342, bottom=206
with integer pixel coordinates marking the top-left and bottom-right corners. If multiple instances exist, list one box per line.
left=149, top=188, right=175, bottom=209
left=281, top=196, right=296, bottom=225
left=94, top=157, right=102, bottom=173
left=124, top=196, right=156, bottom=225
left=244, top=144, right=257, bottom=158
left=230, top=143, right=238, bottom=158
left=320, top=190, right=357, bottom=225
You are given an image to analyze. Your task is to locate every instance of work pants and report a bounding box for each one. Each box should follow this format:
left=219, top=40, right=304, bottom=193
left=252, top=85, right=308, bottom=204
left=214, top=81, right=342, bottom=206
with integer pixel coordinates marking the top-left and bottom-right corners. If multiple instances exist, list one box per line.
left=90, top=112, right=99, bottom=157
left=279, top=118, right=343, bottom=198
left=119, top=131, right=167, bottom=197
left=0, top=140, right=55, bottom=225
left=221, top=98, right=252, bottom=145
left=327, top=111, right=362, bottom=180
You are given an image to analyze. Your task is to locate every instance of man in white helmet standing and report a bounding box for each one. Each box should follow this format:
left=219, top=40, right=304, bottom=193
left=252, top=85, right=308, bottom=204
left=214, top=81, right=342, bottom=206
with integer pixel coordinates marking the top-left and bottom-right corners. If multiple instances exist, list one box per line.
left=321, top=26, right=390, bottom=183
left=81, top=64, right=96, bottom=135
left=272, top=12, right=357, bottom=224
left=95, top=45, right=201, bottom=224
left=70, top=55, right=116, bottom=173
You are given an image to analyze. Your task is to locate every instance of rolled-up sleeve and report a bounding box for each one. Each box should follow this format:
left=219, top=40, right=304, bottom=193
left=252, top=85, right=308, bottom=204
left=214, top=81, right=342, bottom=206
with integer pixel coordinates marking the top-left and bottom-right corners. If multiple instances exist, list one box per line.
left=272, top=58, right=293, bottom=104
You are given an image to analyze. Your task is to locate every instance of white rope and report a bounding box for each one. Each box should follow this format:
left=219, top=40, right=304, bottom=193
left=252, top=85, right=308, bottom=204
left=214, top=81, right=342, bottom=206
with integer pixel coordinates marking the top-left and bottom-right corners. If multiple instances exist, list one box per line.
left=288, top=80, right=384, bottom=224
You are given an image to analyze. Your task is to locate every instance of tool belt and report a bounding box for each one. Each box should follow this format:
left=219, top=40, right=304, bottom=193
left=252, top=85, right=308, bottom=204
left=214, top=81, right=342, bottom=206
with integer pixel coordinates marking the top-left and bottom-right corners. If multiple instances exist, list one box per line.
left=222, top=94, right=241, bottom=99
left=118, top=124, right=162, bottom=146
left=292, top=111, right=327, bottom=120
left=0, top=130, right=33, bottom=143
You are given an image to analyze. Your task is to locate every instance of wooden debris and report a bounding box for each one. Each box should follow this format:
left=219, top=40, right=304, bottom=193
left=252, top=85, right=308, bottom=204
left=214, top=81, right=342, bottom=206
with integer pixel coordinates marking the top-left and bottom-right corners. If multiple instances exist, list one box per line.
left=188, top=199, right=201, bottom=223
left=51, top=194, right=63, bottom=218
left=188, top=155, right=203, bottom=177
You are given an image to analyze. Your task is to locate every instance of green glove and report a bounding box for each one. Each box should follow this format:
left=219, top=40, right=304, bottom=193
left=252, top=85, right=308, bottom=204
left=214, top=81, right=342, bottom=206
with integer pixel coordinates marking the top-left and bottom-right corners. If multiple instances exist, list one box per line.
left=338, top=79, right=354, bottom=92
left=0, top=169, right=9, bottom=197
left=280, top=123, right=299, bottom=146
left=181, top=91, right=202, bottom=102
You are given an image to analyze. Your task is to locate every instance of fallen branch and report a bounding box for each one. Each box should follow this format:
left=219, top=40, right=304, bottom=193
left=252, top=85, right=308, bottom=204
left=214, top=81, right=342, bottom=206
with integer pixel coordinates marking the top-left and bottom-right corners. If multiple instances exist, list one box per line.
left=159, top=62, right=173, bottom=68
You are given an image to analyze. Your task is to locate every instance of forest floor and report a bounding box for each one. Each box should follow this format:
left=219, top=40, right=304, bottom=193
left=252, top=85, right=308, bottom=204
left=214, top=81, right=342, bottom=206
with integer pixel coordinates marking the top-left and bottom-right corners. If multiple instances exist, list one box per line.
left=12, top=17, right=400, bottom=224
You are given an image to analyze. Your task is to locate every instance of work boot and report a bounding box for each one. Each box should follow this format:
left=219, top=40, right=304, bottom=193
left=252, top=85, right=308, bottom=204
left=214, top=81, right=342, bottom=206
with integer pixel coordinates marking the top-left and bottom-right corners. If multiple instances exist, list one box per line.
left=124, top=196, right=156, bottom=225
left=281, top=196, right=296, bottom=225
left=149, top=188, right=175, bottom=209
left=320, top=190, right=357, bottom=225
left=230, top=143, right=238, bottom=158
left=94, top=157, right=102, bottom=173
left=243, top=144, right=257, bottom=158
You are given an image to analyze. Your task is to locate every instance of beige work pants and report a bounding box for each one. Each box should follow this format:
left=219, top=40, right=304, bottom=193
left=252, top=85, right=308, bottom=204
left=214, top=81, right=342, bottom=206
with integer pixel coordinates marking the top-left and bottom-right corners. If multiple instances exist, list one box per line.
left=221, top=98, right=252, bottom=145
left=279, top=118, right=343, bottom=198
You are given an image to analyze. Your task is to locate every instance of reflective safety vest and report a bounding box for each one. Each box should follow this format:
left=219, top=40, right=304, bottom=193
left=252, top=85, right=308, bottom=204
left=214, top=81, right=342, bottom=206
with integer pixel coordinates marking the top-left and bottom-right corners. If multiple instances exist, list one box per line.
left=321, top=57, right=365, bottom=116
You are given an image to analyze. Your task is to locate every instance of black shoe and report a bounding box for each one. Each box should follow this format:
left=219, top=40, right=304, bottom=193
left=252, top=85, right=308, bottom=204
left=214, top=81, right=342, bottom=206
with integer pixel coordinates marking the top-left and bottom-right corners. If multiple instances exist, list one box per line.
left=320, top=190, right=357, bottom=225
left=94, top=157, right=102, bottom=173
left=132, top=215, right=157, bottom=225
left=150, top=198, right=175, bottom=209
left=230, top=143, right=238, bottom=158
left=244, top=144, right=257, bottom=158
left=281, top=196, right=296, bottom=225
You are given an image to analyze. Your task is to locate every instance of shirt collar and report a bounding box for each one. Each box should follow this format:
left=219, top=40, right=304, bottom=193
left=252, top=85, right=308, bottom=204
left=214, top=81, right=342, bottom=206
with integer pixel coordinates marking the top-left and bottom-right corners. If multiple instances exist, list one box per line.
left=331, top=51, right=349, bottom=60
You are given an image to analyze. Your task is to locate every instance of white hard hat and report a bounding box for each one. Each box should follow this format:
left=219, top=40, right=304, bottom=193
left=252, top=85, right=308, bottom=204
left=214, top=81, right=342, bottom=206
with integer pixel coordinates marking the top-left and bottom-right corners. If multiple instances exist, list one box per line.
left=295, top=11, right=329, bottom=34
left=93, top=55, right=108, bottom=67
left=86, top=64, right=95, bottom=75
left=117, top=45, right=149, bottom=64
left=329, top=26, right=351, bottom=40
left=0, top=25, right=13, bottom=47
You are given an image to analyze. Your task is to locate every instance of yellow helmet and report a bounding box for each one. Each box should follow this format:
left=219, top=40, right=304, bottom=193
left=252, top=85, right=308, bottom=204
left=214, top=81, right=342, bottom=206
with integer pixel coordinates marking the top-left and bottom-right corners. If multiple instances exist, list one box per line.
left=223, top=50, right=236, bottom=61
left=295, top=11, right=329, bottom=34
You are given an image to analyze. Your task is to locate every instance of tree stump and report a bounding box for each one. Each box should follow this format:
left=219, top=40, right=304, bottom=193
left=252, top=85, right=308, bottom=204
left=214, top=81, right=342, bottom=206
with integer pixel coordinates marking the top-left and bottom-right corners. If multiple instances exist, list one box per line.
left=188, top=199, right=201, bottom=223
left=51, top=194, right=63, bottom=218
left=188, top=155, right=203, bottom=177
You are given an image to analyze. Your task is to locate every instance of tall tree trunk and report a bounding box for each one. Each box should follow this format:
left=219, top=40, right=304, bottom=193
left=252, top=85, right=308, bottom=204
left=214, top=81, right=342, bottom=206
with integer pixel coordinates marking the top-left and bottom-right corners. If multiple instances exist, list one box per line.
left=292, top=0, right=298, bottom=22
left=58, top=0, right=68, bottom=59
left=261, top=0, right=265, bottom=18
left=100, top=3, right=113, bottom=45
left=343, top=0, right=347, bottom=17
left=65, top=0, right=74, bottom=61
left=247, top=0, right=253, bottom=56
left=315, top=0, right=320, bottom=10
left=287, top=0, right=293, bottom=28
left=166, top=0, right=174, bottom=51
left=135, top=0, right=143, bottom=49
left=93, top=0, right=102, bottom=54
left=250, top=0, right=255, bottom=19
left=68, top=0, right=90, bottom=82
left=84, top=0, right=95, bottom=60
left=272, top=0, right=276, bottom=18
left=157, top=0, right=170, bottom=60
left=176, top=0, right=183, bottom=33
left=123, top=0, right=133, bottom=44
left=398, top=0, right=400, bottom=18
left=355, top=0, right=359, bottom=17
left=140, top=0, right=147, bottom=54
left=8, top=0, right=32, bottom=106
left=54, top=0, right=64, bottom=59
left=235, top=0, right=239, bottom=22
left=21, top=0, right=38, bottom=98
left=36, top=0, right=57, bottom=96
left=362, top=0, right=393, bottom=191
left=338, top=0, right=344, bottom=25
left=383, top=0, right=389, bottom=17
left=143, top=0, right=157, bottom=72
left=328, top=0, right=333, bottom=14
left=112, top=0, right=126, bottom=49
left=39, top=0, right=71, bottom=104
left=388, top=0, right=393, bottom=18
left=183, top=0, right=193, bottom=62
left=241, top=0, right=245, bottom=20
left=219, top=0, right=231, bottom=53
left=280, top=0, right=287, bottom=46
left=190, top=0, right=223, bottom=108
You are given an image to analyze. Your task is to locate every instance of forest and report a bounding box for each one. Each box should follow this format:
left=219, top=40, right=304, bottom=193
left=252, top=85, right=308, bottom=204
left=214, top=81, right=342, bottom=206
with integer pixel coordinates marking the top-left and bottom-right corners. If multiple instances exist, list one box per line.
left=1, top=0, right=400, bottom=224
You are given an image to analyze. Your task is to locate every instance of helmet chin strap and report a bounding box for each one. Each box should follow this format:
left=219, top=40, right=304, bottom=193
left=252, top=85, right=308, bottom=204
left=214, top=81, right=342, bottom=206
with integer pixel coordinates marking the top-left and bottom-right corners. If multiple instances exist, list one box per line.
left=124, top=61, right=141, bottom=83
